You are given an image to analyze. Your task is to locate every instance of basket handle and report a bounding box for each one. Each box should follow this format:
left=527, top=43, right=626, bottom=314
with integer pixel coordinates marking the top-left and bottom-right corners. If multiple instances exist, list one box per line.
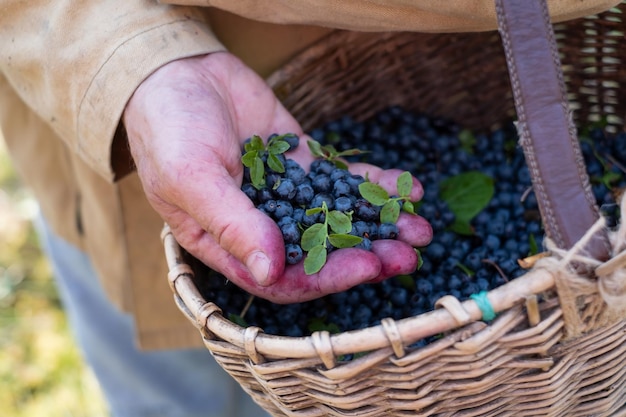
left=495, top=0, right=611, bottom=262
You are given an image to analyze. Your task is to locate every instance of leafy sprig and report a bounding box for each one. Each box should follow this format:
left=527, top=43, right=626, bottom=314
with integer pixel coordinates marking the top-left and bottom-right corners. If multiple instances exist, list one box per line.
left=440, top=171, right=494, bottom=235
left=358, top=171, right=416, bottom=224
left=301, top=201, right=363, bottom=274
left=241, top=134, right=291, bottom=189
left=307, top=140, right=368, bottom=170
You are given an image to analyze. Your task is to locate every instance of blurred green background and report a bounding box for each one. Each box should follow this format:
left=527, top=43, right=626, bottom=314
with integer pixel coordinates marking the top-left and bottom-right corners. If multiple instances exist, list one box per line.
left=0, top=137, right=109, bottom=417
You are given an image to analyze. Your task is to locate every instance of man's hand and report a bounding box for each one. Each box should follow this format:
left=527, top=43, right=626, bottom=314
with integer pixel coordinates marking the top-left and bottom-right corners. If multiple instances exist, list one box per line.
left=123, top=52, right=432, bottom=304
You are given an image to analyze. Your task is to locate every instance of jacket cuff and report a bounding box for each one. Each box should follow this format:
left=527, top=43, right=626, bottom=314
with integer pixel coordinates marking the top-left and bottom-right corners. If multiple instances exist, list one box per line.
left=77, top=19, right=225, bottom=181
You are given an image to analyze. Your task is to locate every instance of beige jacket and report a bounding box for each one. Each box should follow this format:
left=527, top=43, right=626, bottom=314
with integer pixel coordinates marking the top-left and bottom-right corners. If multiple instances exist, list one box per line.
left=0, top=0, right=618, bottom=350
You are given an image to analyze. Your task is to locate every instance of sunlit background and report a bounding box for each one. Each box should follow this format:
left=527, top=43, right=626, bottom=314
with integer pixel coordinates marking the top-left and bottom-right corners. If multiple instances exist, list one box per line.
left=0, top=136, right=109, bottom=417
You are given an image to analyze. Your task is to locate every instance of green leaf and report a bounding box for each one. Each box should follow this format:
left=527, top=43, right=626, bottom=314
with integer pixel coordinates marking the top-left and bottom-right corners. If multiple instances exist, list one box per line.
left=337, top=148, right=368, bottom=157
left=529, top=233, right=538, bottom=256
left=304, top=245, right=327, bottom=275
left=241, top=151, right=258, bottom=168
left=325, top=131, right=341, bottom=145
left=308, top=317, right=340, bottom=334
left=267, top=153, right=285, bottom=173
left=415, top=249, right=423, bottom=270
left=395, top=274, right=415, bottom=290
left=321, top=143, right=338, bottom=158
left=305, top=207, right=324, bottom=216
left=301, top=223, right=327, bottom=251
left=228, top=313, right=249, bottom=327
left=458, top=129, right=476, bottom=153
left=307, top=140, right=324, bottom=158
left=358, top=182, right=390, bottom=206
left=402, top=200, right=415, bottom=214
left=268, top=140, right=290, bottom=155
left=250, top=157, right=265, bottom=189
left=601, top=170, right=622, bottom=188
left=396, top=171, right=413, bottom=197
left=456, top=262, right=475, bottom=277
left=440, top=171, right=494, bottom=223
left=333, top=160, right=349, bottom=170
left=380, top=200, right=401, bottom=224
left=449, top=219, right=474, bottom=236
left=249, top=135, right=265, bottom=151
left=327, top=211, right=352, bottom=234
left=328, top=234, right=362, bottom=248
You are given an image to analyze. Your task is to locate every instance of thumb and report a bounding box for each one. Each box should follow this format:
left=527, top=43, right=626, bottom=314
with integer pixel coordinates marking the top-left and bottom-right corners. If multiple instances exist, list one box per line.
left=181, top=166, right=286, bottom=286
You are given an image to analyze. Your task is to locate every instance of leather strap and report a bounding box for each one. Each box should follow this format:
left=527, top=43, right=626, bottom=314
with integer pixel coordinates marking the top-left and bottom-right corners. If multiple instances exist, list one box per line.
left=495, top=0, right=610, bottom=262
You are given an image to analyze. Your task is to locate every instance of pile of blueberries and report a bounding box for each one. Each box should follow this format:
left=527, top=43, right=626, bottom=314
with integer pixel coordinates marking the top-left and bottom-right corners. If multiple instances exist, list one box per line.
left=240, top=149, right=399, bottom=265
left=192, top=106, right=626, bottom=338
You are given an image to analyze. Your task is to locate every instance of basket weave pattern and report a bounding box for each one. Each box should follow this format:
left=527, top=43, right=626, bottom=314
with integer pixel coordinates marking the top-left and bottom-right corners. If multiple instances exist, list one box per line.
left=163, top=4, right=626, bottom=416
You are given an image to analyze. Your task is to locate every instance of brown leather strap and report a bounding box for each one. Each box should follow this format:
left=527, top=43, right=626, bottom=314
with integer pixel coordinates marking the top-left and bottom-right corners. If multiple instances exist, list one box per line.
left=495, top=0, right=610, bottom=262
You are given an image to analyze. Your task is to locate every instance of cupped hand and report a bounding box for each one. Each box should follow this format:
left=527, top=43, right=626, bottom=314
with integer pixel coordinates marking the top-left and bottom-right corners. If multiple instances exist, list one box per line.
left=123, top=52, right=432, bottom=304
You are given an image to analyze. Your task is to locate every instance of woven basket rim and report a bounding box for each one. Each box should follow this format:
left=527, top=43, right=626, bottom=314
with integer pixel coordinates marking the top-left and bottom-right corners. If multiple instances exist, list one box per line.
left=163, top=224, right=563, bottom=362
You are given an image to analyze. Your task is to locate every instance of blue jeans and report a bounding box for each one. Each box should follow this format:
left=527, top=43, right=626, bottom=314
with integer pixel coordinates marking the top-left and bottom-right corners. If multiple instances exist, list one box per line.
left=35, top=215, right=269, bottom=417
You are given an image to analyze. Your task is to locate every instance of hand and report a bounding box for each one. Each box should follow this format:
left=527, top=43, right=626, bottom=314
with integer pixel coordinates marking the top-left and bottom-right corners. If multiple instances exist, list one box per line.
left=123, top=52, right=432, bottom=303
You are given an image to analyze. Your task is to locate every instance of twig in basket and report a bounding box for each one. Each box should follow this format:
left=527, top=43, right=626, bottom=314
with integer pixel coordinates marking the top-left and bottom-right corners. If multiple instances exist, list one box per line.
left=481, top=258, right=509, bottom=282
left=517, top=251, right=551, bottom=269
left=520, top=185, right=534, bottom=203
left=240, top=294, right=255, bottom=319
left=604, top=153, right=626, bottom=175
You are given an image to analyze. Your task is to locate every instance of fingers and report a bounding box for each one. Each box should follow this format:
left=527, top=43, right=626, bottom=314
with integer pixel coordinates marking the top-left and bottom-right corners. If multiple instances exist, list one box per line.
left=246, top=248, right=383, bottom=303
left=348, top=163, right=424, bottom=201
left=368, top=240, right=420, bottom=283
left=396, top=212, right=433, bottom=247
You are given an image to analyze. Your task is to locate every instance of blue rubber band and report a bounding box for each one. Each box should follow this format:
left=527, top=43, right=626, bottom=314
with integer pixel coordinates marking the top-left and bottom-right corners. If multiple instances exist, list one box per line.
left=470, top=291, right=496, bottom=321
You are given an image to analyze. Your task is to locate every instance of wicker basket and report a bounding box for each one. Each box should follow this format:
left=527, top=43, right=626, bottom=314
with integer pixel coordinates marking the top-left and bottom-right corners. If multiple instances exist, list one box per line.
left=162, top=1, right=626, bottom=416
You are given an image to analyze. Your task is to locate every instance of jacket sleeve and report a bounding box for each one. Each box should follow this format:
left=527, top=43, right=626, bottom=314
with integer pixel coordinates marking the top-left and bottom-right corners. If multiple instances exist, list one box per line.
left=0, top=0, right=225, bottom=181
left=160, top=0, right=620, bottom=33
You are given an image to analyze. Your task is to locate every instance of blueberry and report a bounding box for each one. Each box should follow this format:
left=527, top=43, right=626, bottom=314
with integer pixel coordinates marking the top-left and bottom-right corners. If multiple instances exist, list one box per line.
left=350, top=220, right=369, bottom=237
left=301, top=210, right=320, bottom=227
left=346, top=174, right=365, bottom=194
left=280, top=221, right=301, bottom=244
left=310, top=159, right=335, bottom=175
left=332, top=179, right=352, bottom=197
left=265, top=172, right=282, bottom=189
left=262, top=199, right=277, bottom=214
left=415, top=278, right=433, bottom=295
left=425, top=242, right=447, bottom=262
left=311, top=193, right=334, bottom=210
left=257, top=187, right=274, bottom=203
left=282, top=133, right=300, bottom=150
left=366, top=222, right=379, bottom=240
left=447, top=275, right=462, bottom=291
left=312, top=174, right=332, bottom=193
left=379, top=223, right=399, bottom=239
left=354, top=199, right=380, bottom=222
left=334, top=196, right=354, bottom=212
left=274, top=200, right=294, bottom=219
left=241, top=183, right=258, bottom=202
left=292, top=207, right=305, bottom=224
left=294, top=183, right=315, bottom=205
left=355, top=238, right=372, bottom=251
left=285, top=244, right=303, bottom=264
left=274, top=178, right=297, bottom=200
left=330, top=168, right=349, bottom=183
left=484, top=234, right=501, bottom=251
left=390, top=288, right=409, bottom=306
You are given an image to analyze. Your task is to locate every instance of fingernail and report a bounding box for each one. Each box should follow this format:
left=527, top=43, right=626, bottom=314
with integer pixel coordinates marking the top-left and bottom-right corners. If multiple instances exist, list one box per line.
left=246, top=251, right=271, bottom=286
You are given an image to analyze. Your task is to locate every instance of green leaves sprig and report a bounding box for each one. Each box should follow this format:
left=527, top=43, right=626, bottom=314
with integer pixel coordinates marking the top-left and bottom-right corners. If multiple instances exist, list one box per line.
left=307, top=140, right=368, bottom=170
left=358, top=171, right=416, bottom=224
left=440, top=171, right=494, bottom=235
left=301, top=201, right=363, bottom=275
left=241, top=134, right=291, bottom=189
